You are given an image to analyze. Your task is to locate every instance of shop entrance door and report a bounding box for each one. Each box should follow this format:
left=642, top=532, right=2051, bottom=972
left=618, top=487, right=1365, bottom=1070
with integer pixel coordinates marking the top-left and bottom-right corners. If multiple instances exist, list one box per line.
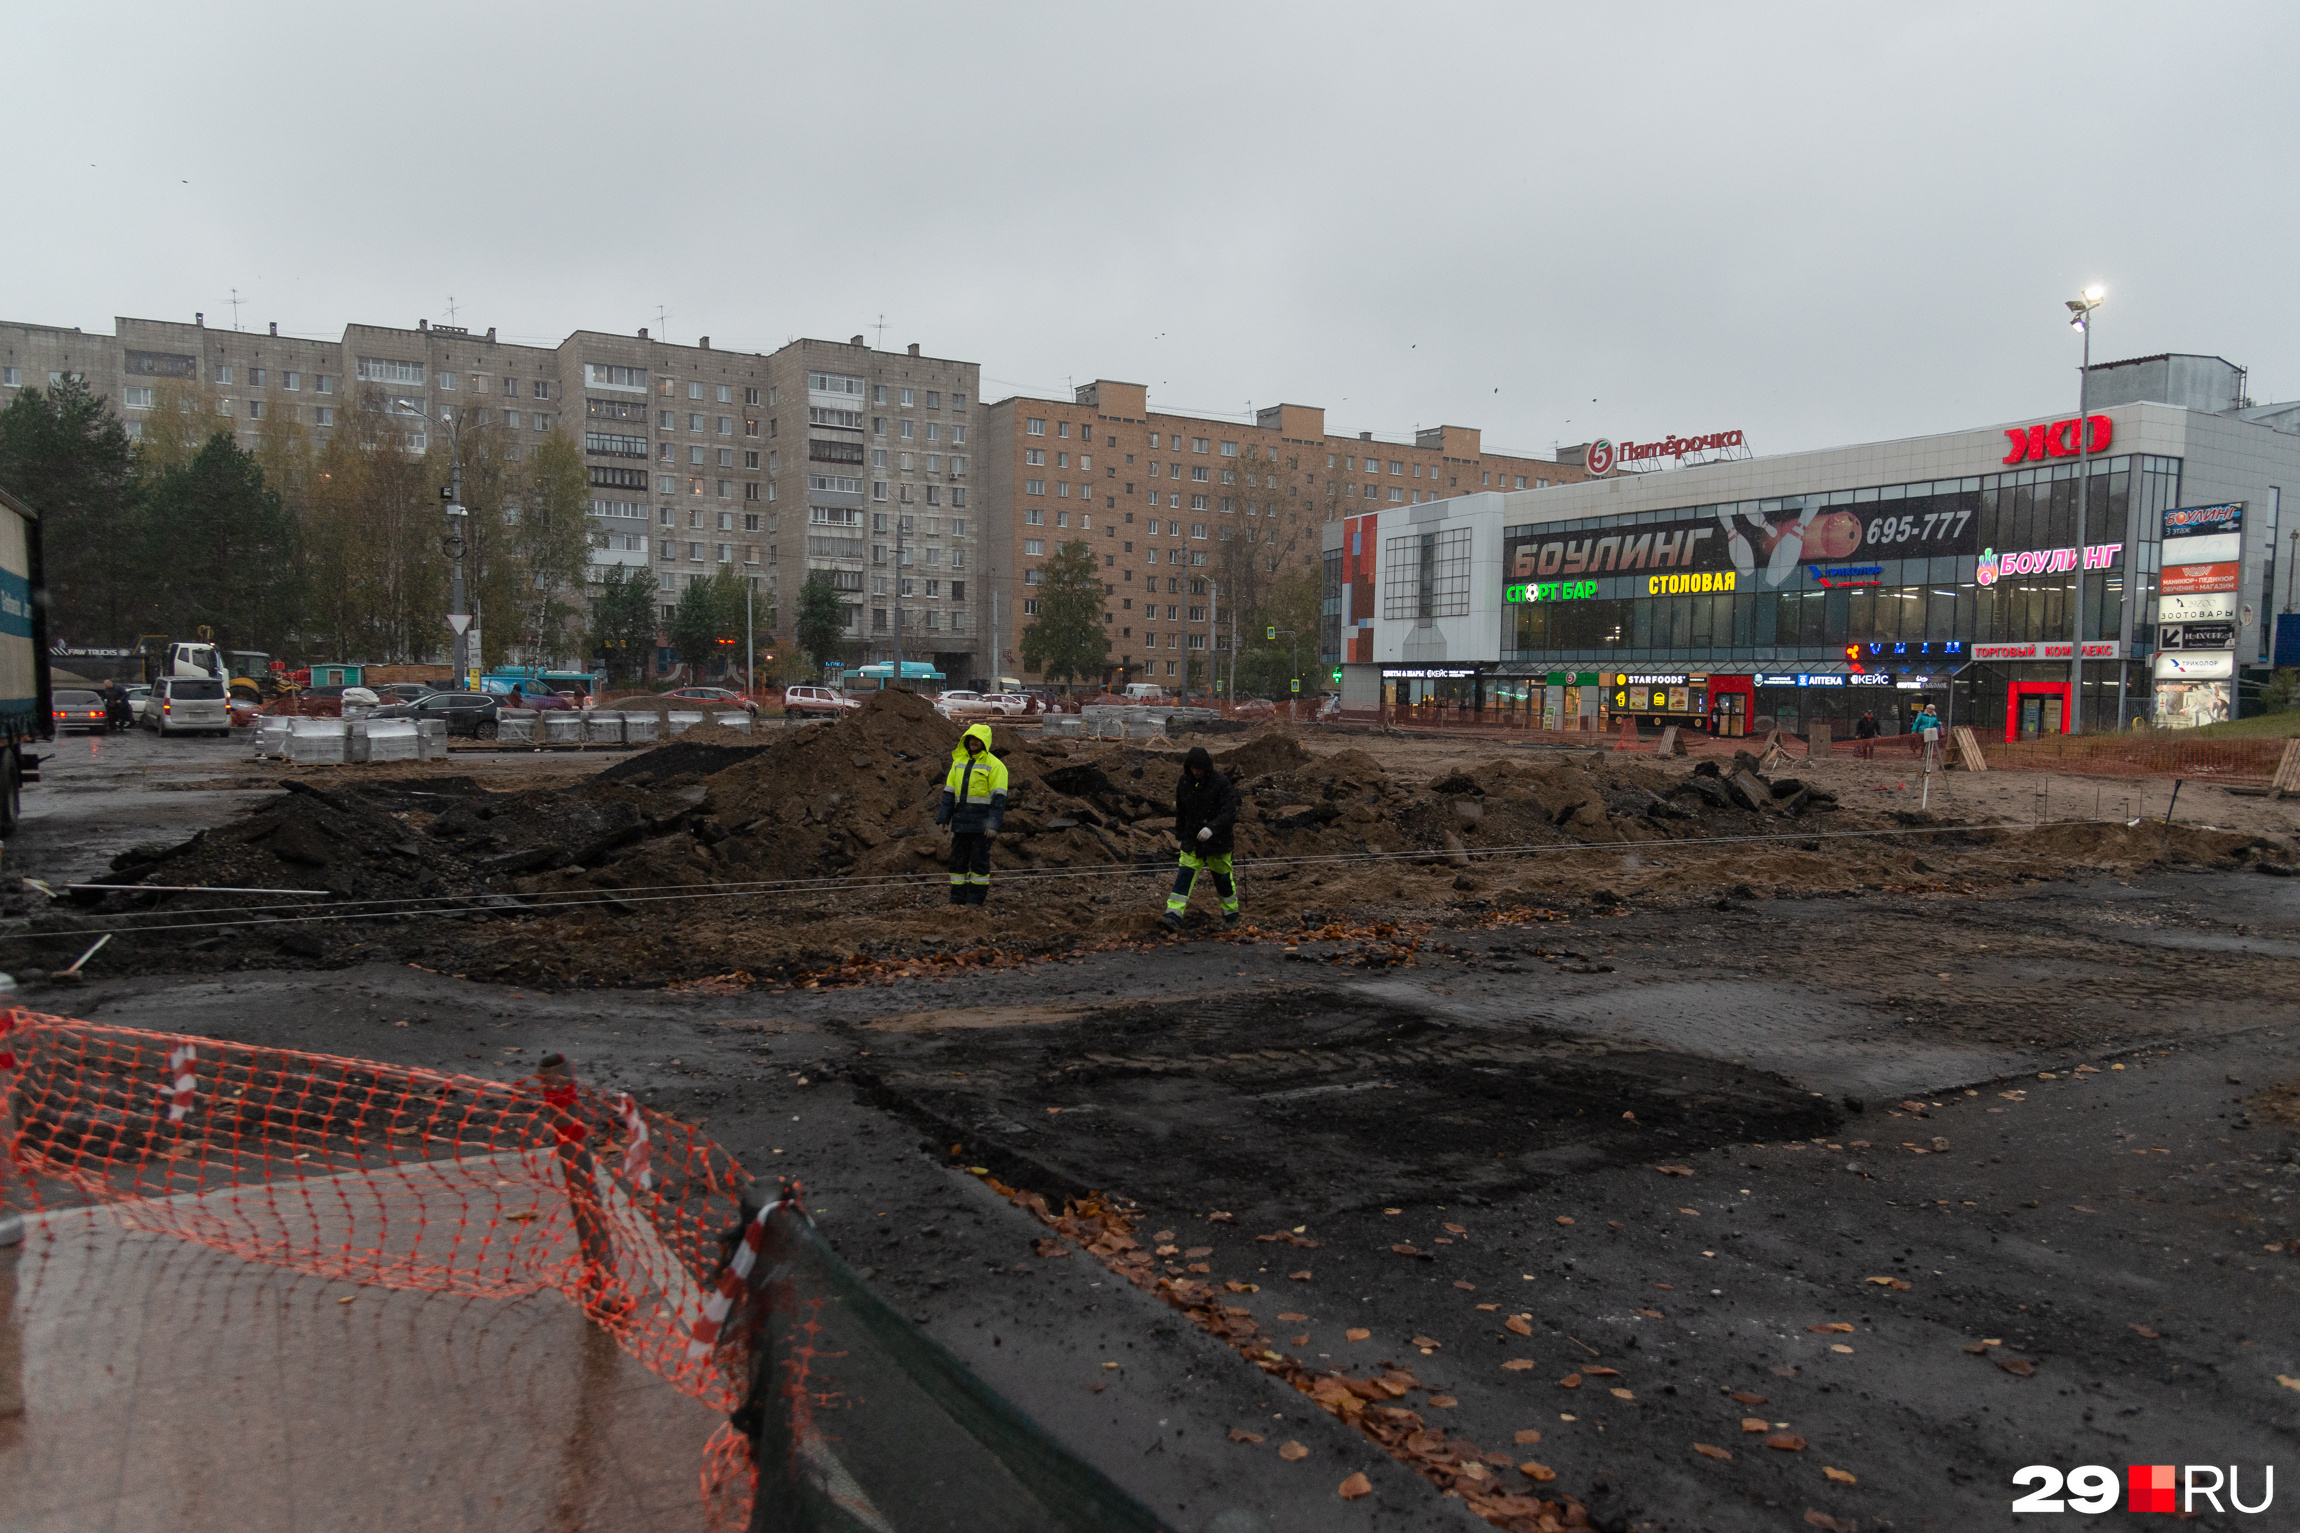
left=2018, top=695, right=2042, bottom=739
left=1713, top=692, right=1747, bottom=738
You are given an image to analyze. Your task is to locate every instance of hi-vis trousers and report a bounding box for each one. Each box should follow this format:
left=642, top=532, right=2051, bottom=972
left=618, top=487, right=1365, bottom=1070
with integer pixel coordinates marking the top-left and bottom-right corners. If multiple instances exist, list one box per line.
left=1166, top=850, right=1238, bottom=915
left=947, top=832, right=991, bottom=905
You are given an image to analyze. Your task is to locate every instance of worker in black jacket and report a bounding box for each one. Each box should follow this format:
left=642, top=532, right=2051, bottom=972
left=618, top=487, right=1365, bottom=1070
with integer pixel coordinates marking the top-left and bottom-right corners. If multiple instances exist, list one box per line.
left=1162, top=745, right=1241, bottom=930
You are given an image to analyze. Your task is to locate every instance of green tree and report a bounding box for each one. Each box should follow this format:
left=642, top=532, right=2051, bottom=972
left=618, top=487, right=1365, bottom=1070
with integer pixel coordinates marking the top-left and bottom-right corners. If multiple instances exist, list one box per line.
left=794, top=568, right=850, bottom=672
left=0, top=377, right=140, bottom=645
left=508, top=430, right=595, bottom=664
left=591, top=563, right=658, bottom=685
left=669, top=564, right=748, bottom=679
left=1020, top=539, right=1109, bottom=684
left=141, top=431, right=300, bottom=654
left=1230, top=565, right=1322, bottom=699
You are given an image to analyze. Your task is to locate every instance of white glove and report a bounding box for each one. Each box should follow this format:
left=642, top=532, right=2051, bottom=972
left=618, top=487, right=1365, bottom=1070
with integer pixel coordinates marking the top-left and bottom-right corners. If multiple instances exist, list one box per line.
left=1197, top=827, right=1212, bottom=842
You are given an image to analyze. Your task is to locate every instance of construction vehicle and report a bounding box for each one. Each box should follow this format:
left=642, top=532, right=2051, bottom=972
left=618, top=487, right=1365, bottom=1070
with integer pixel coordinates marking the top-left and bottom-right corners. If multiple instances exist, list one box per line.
left=0, top=487, right=54, bottom=833
left=224, top=649, right=294, bottom=702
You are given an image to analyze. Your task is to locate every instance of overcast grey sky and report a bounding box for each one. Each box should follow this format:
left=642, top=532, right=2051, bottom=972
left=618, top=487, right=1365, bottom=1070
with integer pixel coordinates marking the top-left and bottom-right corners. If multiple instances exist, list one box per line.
left=11, top=2, right=2295, bottom=460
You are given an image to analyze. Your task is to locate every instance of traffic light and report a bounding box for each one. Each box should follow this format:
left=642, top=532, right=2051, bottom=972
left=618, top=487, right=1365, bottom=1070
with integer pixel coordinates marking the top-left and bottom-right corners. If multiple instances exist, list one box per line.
left=1844, top=643, right=1864, bottom=675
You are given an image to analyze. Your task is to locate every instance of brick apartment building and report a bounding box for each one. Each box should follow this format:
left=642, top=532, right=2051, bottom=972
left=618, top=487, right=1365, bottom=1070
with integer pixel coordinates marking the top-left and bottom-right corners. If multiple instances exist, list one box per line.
left=981, top=380, right=1590, bottom=691
left=0, top=315, right=981, bottom=678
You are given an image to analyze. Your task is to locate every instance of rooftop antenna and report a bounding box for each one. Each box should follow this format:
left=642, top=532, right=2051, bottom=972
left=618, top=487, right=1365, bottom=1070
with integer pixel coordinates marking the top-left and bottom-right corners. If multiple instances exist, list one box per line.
left=871, top=314, right=888, bottom=350
left=656, top=304, right=670, bottom=340
left=444, top=295, right=460, bottom=326
left=228, top=288, right=243, bottom=331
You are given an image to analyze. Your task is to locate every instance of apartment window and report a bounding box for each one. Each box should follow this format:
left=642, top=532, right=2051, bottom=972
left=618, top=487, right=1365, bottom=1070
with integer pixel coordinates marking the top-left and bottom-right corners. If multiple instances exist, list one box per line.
left=1026, top=418, right=1046, bottom=435
left=1056, top=511, right=1069, bottom=528
left=744, top=450, right=760, bottom=469
left=1025, top=506, right=1044, bottom=525
left=899, top=388, right=914, bottom=406
left=872, top=384, right=887, bottom=404
left=123, top=386, right=154, bottom=409
left=1516, top=475, right=1530, bottom=489
left=744, top=482, right=761, bottom=502
left=950, top=548, right=964, bottom=569
left=1220, top=441, right=1238, bottom=456
left=873, top=481, right=888, bottom=501
left=712, top=415, right=731, bottom=436
left=314, top=406, right=336, bottom=426
left=717, top=480, right=734, bottom=498
left=1390, top=487, right=1404, bottom=502
left=899, top=453, right=914, bottom=472
left=1192, top=437, right=1209, bottom=453
left=1022, top=599, right=1041, bottom=616
left=951, top=486, right=966, bottom=507
left=900, top=420, right=914, bottom=440
left=686, top=382, right=704, bottom=401
left=745, top=418, right=760, bottom=437
left=745, top=387, right=761, bottom=406
left=533, top=380, right=550, bottom=399
left=1025, top=479, right=1045, bottom=496
left=1025, top=448, right=1045, bottom=466
left=1191, top=466, right=1209, bottom=482
left=1190, top=495, right=1208, bottom=512
left=585, top=364, right=647, bottom=392
left=1388, top=460, right=1404, bottom=475
left=1190, top=523, right=1207, bottom=539
left=1025, top=568, right=1043, bottom=585
left=658, top=475, right=678, bottom=493
left=872, top=449, right=888, bottom=468
left=688, top=446, right=705, bottom=465
left=247, top=400, right=265, bottom=420
left=316, top=374, right=334, bottom=395
left=717, top=448, right=734, bottom=468
left=951, top=392, right=965, bottom=411
left=1025, top=539, right=1044, bottom=556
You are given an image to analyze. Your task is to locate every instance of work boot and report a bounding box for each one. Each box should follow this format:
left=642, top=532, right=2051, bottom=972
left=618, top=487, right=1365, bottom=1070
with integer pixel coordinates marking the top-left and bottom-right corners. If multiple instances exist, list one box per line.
left=1223, top=911, right=1240, bottom=929
left=1160, top=910, right=1185, bottom=932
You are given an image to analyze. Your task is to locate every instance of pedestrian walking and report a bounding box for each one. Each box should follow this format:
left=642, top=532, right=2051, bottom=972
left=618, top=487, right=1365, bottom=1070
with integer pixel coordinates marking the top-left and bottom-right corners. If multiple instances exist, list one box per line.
left=935, top=721, right=1006, bottom=907
left=1162, top=745, right=1241, bottom=931
left=1854, top=708, right=1880, bottom=760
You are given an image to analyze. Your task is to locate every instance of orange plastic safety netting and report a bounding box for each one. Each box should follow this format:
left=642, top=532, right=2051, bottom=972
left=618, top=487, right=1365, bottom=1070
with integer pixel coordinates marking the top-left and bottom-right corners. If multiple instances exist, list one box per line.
left=0, top=1007, right=755, bottom=1413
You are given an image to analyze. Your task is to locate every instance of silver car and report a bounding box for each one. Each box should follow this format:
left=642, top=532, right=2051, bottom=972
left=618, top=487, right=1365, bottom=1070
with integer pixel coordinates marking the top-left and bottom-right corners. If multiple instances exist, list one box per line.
left=146, top=675, right=232, bottom=737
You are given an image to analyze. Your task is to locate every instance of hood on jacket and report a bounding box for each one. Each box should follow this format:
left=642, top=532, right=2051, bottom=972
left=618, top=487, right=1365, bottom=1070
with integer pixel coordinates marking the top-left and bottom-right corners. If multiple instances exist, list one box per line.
left=1183, top=745, right=1213, bottom=777
left=953, top=722, right=995, bottom=758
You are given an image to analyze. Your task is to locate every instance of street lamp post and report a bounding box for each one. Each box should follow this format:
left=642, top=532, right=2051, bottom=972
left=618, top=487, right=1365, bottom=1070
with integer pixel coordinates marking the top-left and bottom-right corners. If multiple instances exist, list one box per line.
left=402, top=396, right=474, bottom=684
left=2064, top=285, right=2105, bottom=731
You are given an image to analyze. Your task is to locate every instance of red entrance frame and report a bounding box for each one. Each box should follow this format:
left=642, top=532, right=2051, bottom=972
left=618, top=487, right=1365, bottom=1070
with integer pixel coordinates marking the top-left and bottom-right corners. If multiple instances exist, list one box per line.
left=1707, top=675, right=1754, bottom=737
left=2005, top=681, right=2073, bottom=742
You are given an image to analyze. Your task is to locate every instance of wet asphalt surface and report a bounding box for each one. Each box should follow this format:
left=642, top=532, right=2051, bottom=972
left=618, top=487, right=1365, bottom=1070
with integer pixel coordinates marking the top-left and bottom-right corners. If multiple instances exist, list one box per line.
left=5, top=737, right=2298, bottom=1532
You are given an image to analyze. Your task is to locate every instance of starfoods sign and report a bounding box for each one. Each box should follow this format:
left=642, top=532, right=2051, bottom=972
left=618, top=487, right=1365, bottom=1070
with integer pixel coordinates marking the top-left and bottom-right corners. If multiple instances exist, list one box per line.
left=1584, top=429, right=1745, bottom=476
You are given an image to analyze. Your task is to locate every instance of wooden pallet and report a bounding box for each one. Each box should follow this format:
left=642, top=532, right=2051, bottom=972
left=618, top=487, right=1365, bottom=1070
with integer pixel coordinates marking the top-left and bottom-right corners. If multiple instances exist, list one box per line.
left=1951, top=725, right=1987, bottom=772
left=2273, top=739, right=2300, bottom=798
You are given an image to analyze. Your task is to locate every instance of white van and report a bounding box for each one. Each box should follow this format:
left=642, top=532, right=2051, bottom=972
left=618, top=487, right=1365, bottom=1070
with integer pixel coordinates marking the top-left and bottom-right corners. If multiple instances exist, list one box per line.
left=1122, top=683, right=1168, bottom=702
left=147, top=675, right=232, bottom=737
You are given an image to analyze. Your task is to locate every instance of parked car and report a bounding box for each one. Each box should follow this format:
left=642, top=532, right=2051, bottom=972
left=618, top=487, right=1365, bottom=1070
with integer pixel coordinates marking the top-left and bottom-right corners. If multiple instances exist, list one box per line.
left=372, top=683, right=432, bottom=704
left=372, top=691, right=503, bottom=739
left=145, top=675, right=232, bottom=737
left=984, top=692, right=1039, bottom=716
left=664, top=686, right=760, bottom=717
left=932, top=689, right=992, bottom=718
left=124, top=683, right=154, bottom=725
left=51, top=689, right=108, bottom=733
left=497, top=686, right=577, bottom=711
left=781, top=684, right=860, bottom=715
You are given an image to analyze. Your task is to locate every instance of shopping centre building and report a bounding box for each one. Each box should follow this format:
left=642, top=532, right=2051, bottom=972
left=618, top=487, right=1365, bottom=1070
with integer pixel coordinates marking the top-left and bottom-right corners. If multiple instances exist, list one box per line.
left=1322, top=355, right=2300, bottom=737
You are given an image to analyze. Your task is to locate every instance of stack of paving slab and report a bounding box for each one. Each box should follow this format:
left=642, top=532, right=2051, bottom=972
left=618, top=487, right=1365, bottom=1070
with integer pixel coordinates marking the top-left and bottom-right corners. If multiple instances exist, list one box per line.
left=352, top=717, right=421, bottom=763
left=495, top=714, right=536, bottom=744
left=287, top=717, right=349, bottom=764
left=664, top=710, right=706, bottom=735
left=1077, top=704, right=1222, bottom=741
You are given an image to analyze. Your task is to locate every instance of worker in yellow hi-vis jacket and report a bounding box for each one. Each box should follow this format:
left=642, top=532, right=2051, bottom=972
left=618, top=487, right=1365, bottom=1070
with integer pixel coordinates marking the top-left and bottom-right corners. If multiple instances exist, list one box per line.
left=935, top=722, right=1007, bottom=907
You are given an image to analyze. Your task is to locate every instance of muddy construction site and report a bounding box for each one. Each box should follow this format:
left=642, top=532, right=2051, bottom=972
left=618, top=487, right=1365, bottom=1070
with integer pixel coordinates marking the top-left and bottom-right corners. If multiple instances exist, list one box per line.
left=7, top=702, right=2300, bottom=1533
left=22, top=688, right=2297, bottom=995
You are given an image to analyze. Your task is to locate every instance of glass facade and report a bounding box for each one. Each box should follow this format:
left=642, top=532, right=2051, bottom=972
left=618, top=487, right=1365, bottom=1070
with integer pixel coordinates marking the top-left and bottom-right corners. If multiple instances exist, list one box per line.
left=1503, top=456, right=2181, bottom=664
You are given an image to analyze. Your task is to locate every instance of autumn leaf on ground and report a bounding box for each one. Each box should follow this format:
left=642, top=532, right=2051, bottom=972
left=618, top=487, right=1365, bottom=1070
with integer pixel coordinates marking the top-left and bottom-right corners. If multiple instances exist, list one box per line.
left=1636, top=1307, right=1665, bottom=1319
left=1291, top=1334, right=1310, bottom=1346
left=1345, top=1327, right=1371, bottom=1342
left=1656, top=1164, right=1695, bottom=1176
left=1997, top=1357, right=2037, bottom=1378
left=1391, top=1244, right=1424, bottom=1256
left=1033, top=1237, right=1070, bottom=1258
left=1962, top=1341, right=1992, bottom=1355
left=1742, top=1417, right=1769, bottom=1432
left=1730, top=1391, right=1767, bottom=1405
left=1443, top=1222, right=1468, bottom=1234
left=1609, top=1387, right=1636, bottom=1401
left=1558, top=1373, right=1582, bottom=1389
left=1824, top=1467, right=1858, bottom=1484
left=1288, top=1269, right=1313, bottom=1280
left=1584, top=1367, right=1620, bottom=1377
left=1865, top=1276, right=1911, bottom=1290
left=1410, top=1335, right=1443, bottom=1350
left=1476, top=1302, right=1501, bottom=1311
left=1453, top=1279, right=1477, bottom=1291
left=1186, top=1263, right=1211, bottom=1274
left=1223, top=1280, right=1258, bottom=1293
left=2129, top=1324, right=2161, bottom=1339
left=1766, top=1432, right=1808, bottom=1451
left=1337, top=1471, right=1372, bottom=1499
left=1153, top=1229, right=1176, bottom=1243
left=1806, top=1322, right=1855, bottom=1334
left=1184, top=1246, right=1213, bottom=1259
left=1505, top=1315, right=1534, bottom=1336
left=2277, top=1375, right=2300, bottom=1393
left=1228, top=1428, right=1265, bottom=1444
left=1208, top=1211, right=1236, bottom=1224
left=1277, top=1311, right=1308, bottom=1323
left=1428, top=1394, right=1458, bottom=1408
left=1518, top=1461, right=1556, bottom=1481
left=1829, top=1344, right=1855, bottom=1354
left=1805, top=1512, right=1851, bottom=1532
left=1514, top=1429, right=1543, bottom=1445
left=1694, top=1443, right=1733, bottom=1461
left=1501, top=1359, right=1537, bottom=1371
left=1554, top=1215, right=1575, bottom=1226
left=1274, top=1439, right=1309, bottom=1460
